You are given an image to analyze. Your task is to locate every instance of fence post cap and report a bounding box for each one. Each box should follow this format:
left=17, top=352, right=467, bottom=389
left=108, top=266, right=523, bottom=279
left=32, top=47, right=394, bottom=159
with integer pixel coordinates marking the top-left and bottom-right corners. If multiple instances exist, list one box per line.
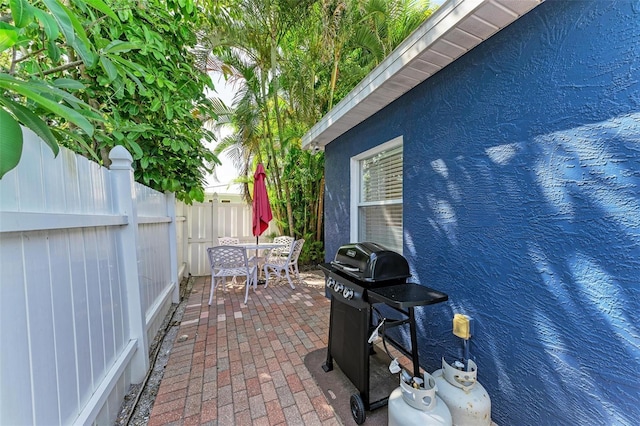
left=109, top=145, right=133, bottom=170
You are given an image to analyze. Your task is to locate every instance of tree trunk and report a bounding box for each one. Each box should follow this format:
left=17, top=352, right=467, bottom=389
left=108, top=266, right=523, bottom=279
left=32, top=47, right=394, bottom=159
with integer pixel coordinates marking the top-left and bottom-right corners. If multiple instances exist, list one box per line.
left=328, top=46, right=341, bottom=110
left=260, top=72, right=287, bottom=231
left=270, top=34, right=295, bottom=236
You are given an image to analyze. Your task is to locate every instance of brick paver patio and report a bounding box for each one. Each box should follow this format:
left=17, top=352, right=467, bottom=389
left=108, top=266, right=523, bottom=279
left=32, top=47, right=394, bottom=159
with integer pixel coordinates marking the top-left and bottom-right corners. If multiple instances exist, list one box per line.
left=148, top=271, right=341, bottom=426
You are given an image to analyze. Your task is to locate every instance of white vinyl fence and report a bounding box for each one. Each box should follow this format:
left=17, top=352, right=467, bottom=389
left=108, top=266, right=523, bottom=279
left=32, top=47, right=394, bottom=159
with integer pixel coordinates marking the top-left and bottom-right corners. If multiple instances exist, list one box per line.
left=0, top=129, right=179, bottom=425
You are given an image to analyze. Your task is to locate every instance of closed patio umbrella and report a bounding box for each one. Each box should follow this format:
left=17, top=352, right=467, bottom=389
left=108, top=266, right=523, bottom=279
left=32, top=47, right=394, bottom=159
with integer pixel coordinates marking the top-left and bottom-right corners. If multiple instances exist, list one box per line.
left=252, top=163, right=273, bottom=240
left=252, top=164, right=273, bottom=282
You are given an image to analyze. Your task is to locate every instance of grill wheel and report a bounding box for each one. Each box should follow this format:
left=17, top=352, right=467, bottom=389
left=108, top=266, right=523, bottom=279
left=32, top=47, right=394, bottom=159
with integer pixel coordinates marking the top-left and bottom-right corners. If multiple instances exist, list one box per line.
left=350, top=393, right=366, bottom=424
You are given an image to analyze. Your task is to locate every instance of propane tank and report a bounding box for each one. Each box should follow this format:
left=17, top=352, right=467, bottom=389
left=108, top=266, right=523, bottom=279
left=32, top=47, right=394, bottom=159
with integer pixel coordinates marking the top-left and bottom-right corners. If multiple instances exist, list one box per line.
left=432, top=358, right=492, bottom=426
left=388, top=371, right=452, bottom=426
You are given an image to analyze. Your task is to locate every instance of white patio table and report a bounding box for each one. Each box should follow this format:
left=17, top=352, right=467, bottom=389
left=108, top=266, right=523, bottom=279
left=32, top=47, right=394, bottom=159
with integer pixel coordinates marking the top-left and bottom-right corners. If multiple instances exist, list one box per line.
left=236, top=243, right=285, bottom=283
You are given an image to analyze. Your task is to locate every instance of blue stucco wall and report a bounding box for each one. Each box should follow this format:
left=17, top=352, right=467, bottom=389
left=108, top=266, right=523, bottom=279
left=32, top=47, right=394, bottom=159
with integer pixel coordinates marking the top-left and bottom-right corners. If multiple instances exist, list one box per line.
left=323, top=1, right=640, bottom=424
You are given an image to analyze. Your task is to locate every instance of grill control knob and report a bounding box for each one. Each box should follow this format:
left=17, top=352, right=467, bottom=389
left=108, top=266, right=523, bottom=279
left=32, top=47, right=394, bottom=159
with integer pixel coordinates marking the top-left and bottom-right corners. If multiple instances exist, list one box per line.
left=334, top=282, right=344, bottom=293
left=326, top=278, right=335, bottom=289
left=343, top=288, right=354, bottom=299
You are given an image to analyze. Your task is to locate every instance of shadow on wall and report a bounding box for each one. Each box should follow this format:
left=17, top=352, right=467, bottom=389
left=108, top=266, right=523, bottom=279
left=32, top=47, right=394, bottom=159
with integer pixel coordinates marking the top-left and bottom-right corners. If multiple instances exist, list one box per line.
left=405, top=112, right=640, bottom=425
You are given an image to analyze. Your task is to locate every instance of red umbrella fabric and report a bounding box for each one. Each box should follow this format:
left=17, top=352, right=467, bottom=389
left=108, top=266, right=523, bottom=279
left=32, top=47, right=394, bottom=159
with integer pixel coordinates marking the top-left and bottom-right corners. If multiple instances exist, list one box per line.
left=252, top=163, right=273, bottom=238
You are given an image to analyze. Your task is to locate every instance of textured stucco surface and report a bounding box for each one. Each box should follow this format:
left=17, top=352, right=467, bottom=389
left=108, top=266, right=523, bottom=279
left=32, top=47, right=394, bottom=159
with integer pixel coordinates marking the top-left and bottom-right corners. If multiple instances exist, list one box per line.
left=323, top=1, right=640, bottom=424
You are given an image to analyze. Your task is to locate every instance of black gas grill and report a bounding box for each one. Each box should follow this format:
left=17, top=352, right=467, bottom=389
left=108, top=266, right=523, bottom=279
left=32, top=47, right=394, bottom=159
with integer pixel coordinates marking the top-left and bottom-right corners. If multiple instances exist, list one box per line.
left=323, top=242, right=410, bottom=308
left=332, top=242, right=411, bottom=283
left=319, top=242, right=448, bottom=424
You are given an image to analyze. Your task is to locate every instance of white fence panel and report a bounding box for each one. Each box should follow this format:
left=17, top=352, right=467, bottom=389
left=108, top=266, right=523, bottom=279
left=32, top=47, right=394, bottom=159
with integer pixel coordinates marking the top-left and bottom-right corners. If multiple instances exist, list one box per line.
left=138, top=223, right=172, bottom=312
left=136, top=184, right=167, bottom=217
left=0, top=232, right=33, bottom=424
left=185, top=201, right=214, bottom=277
left=135, top=183, right=176, bottom=343
left=216, top=201, right=250, bottom=239
left=0, top=129, right=176, bottom=425
left=176, top=207, right=188, bottom=278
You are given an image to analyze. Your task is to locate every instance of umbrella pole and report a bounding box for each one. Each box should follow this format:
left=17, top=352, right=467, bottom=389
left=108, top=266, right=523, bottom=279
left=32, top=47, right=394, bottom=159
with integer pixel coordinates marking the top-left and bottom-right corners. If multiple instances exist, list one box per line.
left=256, top=235, right=266, bottom=285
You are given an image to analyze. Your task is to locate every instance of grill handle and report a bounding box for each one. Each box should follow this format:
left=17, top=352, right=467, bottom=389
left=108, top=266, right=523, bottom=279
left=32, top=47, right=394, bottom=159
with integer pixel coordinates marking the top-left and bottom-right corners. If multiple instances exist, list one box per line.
left=341, top=266, right=359, bottom=272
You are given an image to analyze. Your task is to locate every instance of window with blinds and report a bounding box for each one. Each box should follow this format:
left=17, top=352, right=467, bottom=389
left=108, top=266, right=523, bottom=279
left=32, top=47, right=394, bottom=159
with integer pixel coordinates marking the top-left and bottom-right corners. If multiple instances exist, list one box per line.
left=357, top=145, right=403, bottom=253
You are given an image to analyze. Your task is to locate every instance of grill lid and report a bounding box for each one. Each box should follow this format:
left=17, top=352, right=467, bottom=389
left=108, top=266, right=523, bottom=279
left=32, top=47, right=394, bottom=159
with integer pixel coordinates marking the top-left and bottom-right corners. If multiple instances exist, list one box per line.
left=331, top=242, right=411, bottom=282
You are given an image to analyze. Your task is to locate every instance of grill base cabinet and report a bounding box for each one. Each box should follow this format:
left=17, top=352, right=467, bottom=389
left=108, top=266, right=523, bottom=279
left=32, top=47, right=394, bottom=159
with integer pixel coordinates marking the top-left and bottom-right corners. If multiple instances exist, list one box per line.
left=323, top=295, right=371, bottom=393
left=322, top=294, right=376, bottom=425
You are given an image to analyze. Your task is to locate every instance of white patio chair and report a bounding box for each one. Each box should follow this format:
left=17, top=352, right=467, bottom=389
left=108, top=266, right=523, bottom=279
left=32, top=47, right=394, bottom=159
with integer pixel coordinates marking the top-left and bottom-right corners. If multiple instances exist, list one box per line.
left=287, top=238, right=305, bottom=281
left=207, top=245, right=257, bottom=305
left=263, top=239, right=305, bottom=289
left=272, top=235, right=295, bottom=257
left=217, top=237, right=241, bottom=284
left=218, top=237, right=240, bottom=245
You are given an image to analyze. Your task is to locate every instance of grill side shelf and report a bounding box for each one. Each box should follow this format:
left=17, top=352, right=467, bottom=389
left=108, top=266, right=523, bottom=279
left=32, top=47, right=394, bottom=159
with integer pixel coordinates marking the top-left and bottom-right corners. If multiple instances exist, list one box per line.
left=367, top=283, right=448, bottom=309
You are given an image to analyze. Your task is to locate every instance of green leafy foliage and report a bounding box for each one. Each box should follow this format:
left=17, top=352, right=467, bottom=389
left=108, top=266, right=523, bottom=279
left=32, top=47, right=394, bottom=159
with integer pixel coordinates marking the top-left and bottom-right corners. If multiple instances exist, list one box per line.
left=76, top=0, right=220, bottom=203
left=1, top=0, right=219, bottom=203
left=1, top=0, right=105, bottom=176
left=0, top=107, right=22, bottom=178
left=299, top=240, right=324, bottom=265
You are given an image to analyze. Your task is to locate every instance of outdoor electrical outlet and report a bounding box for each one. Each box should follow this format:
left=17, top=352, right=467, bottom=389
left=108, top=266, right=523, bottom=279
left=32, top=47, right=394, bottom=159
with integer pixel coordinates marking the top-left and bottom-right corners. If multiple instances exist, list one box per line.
left=453, top=314, right=474, bottom=339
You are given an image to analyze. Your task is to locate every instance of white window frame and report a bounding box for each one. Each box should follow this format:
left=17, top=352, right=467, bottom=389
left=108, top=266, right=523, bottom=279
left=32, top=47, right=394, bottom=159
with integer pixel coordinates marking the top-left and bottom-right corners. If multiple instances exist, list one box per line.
left=350, top=136, right=403, bottom=253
